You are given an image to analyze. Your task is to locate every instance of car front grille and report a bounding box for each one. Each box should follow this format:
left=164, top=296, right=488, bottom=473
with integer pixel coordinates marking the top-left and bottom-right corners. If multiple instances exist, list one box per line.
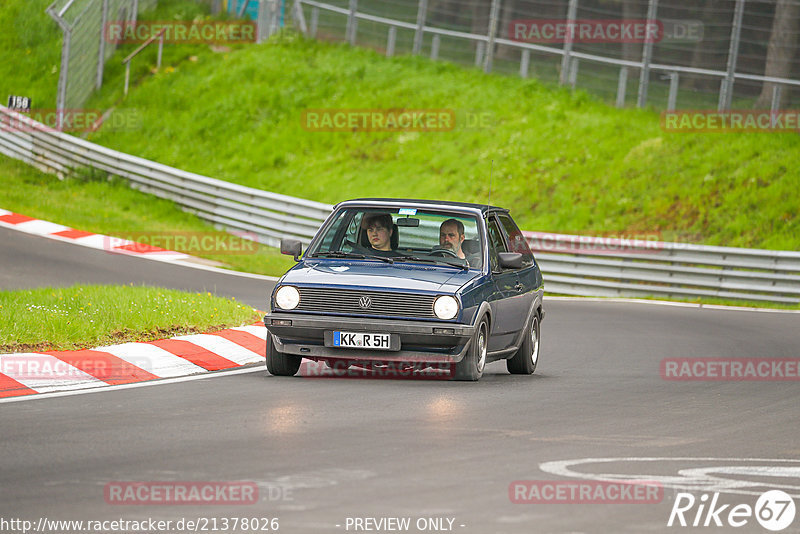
left=296, top=288, right=437, bottom=318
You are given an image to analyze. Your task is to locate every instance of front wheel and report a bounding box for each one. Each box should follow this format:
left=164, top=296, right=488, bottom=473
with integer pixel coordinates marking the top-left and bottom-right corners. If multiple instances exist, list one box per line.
left=266, top=332, right=301, bottom=376
left=507, top=312, right=540, bottom=375
left=453, top=317, right=488, bottom=381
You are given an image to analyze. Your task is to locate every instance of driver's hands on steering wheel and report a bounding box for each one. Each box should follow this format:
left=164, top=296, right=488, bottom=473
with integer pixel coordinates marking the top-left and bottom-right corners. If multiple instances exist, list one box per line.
left=430, top=245, right=460, bottom=258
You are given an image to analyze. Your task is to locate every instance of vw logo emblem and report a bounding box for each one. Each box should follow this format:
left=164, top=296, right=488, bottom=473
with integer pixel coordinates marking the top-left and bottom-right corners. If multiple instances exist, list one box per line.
left=358, top=296, right=372, bottom=309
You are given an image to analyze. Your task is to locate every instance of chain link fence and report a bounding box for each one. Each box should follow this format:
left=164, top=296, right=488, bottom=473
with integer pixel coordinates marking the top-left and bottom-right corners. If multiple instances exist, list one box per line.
left=300, top=0, right=800, bottom=111
left=46, top=0, right=158, bottom=128
left=42, top=0, right=800, bottom=129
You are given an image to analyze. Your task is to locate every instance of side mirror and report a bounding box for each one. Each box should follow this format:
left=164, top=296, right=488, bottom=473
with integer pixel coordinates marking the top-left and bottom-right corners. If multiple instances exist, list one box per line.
left=498, top=252, right=523, bottom=270
left=280, top=238, right=302, bottom=261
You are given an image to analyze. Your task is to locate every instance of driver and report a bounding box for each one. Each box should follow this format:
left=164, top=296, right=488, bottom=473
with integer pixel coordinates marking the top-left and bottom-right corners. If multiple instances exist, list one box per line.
left=438, top=219, right=466, bottom=260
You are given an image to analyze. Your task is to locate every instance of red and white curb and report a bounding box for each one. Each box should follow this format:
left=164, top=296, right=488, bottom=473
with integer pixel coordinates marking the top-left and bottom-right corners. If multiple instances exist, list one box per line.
left=0, top=323, right=267, bottom=399
left=0, top=208, right=193, bottom=262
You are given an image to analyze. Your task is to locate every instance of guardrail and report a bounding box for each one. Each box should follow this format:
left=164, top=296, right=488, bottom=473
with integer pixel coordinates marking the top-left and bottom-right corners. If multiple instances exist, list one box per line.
left=1, top=104, right=799, bottom=304
left=0, top=105, right=331, bottom=248
left=526, top=232, right=800, bottom=304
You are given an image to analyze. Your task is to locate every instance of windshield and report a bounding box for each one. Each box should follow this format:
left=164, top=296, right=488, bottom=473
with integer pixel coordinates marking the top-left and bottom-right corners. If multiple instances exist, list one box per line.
left=307, top=207, right=484, bottom=270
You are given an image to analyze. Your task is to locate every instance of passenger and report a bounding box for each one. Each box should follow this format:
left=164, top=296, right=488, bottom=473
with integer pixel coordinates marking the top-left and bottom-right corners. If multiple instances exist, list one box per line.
left=438, top=218, right=466, bottom=260
left=361, top=213, right=399, bottom=256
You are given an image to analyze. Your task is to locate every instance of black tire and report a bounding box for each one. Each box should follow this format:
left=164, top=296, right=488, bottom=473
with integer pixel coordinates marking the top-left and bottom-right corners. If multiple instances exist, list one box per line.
left=507, top=311, right=540, bottom=375
left=453, top=317, right=488, bottom=381
left=266, top=332, right=301, bottom=376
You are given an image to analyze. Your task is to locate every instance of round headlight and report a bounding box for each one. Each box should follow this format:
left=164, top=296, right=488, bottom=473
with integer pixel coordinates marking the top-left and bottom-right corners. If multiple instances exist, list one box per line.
left=433, top=295, right=459, bottom=320
left=275, top=286, right=300, bottom=310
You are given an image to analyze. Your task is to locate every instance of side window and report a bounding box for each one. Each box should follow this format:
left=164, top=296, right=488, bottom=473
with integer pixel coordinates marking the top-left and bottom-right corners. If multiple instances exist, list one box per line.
left=498, top=214, right=534, bottom=268
left=318, top=210, right=351, bottom=252
left=486, top=217, right=506, bottom=271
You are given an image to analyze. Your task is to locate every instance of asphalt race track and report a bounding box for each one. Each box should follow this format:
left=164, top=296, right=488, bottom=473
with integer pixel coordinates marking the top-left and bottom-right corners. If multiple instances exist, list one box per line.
left=2, top=227, right=799, bottom=533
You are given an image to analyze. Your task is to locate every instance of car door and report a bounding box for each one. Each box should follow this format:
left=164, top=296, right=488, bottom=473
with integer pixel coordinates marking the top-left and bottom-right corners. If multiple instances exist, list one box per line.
left=497, top=212, right=538, bottom=331
left=485, top=215, right=524, bottom=351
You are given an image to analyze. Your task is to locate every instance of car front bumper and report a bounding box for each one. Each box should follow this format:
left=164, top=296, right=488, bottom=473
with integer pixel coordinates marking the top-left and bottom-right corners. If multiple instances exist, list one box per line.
left=263, top=312, right=476, bottom=363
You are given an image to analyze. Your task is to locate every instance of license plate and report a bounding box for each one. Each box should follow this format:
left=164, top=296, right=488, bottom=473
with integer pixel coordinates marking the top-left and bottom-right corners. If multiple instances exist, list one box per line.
left=333, top=331, right=392, bottom=350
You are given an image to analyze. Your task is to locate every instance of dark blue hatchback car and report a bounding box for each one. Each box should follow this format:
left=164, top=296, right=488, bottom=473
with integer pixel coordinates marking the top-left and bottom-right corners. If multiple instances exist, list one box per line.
left=264, top=199, right=544, bottom=381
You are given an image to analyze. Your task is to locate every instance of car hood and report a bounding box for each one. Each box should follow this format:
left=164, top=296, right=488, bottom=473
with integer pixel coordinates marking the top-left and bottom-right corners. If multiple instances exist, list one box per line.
left=281, top=260, right=480, bottom=294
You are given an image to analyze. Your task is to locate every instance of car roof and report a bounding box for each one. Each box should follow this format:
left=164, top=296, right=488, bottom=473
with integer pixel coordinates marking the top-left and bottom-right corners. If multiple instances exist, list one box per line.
left=336, top=198, right=509, bottom=215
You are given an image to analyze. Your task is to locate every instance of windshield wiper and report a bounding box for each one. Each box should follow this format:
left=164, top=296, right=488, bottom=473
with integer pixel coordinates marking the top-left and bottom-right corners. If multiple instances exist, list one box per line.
left=393, top=255, right=469, bottom=270
left=311, top=251, right=394, bottom=264
left=311, top=251, right=365, bottom=259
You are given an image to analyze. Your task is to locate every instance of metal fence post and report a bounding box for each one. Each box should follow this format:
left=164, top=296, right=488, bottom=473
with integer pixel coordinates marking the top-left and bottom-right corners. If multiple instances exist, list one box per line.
left=157, top=32, right=164, bottom=68
left=559, top=0, right=578, bottom=85
left=386, top=26, right=396, bottom=56
left=413, top=0, right=428, bottom=55
left=637, top=0, right=659, bottom=108
left=257, top=0, right=269, bottom=42
left=346, top=0, right=358, bottom=46
left=310, top=6, right=318, bottom=37
left=770, top=85, right=782, bottom=127
left=483, top=0, right=501, bottom=73
left=569, top=58, right=579, bottom=89
left=292, top=0, right=307, bottom=35
left=616, top=67, right=628, bottom=107
left=46, top=5, right=71, bottom=131
left=96, top=0, right=109, bottom=89
left=718, top=0, right=745, bottom=111
left=667, top=72, right=679, bottom=110
left=238, top=0, right=250, bottom=18
left=771, top=85, right=782, bottom=114
left=124, top=61, right=131, bottom=96
left=475, top=41, right=485, bottom=67
left=272, top=0, right=282, bottom=35
left=431, top=34, right=440, bottom=60
left=520, top=49, right=530, bottom=78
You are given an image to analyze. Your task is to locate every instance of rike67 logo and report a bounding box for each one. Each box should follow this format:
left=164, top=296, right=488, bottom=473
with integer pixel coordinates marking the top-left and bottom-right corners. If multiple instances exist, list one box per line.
left=669, top=490, right=796, bottom=530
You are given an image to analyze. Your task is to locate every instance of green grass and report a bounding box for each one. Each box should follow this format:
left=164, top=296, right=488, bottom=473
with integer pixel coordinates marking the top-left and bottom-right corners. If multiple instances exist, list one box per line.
left=81, top=35, right=800, bottom=251
left=0, top=156, right=296, bottom=276
left=0, top=0, right=62, bottom=110
left=0, top=284, right=261, bottom=352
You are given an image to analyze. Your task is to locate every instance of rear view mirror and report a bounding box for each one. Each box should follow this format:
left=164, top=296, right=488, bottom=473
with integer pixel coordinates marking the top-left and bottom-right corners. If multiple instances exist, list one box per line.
left=396, top=217, right=420, bottom=227
left=280, top=238, right=302, bottom=261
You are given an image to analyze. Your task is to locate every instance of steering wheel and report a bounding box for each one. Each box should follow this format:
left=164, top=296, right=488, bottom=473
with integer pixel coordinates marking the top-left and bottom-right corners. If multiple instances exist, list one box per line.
left=430, top=248, right=459, bottom=258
